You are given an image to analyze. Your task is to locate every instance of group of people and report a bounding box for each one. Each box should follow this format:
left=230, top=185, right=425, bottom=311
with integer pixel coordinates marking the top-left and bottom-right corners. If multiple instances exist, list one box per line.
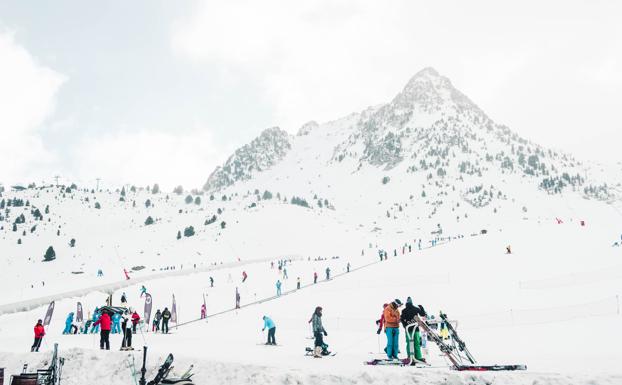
left=377, top=297, right=427, bottom=361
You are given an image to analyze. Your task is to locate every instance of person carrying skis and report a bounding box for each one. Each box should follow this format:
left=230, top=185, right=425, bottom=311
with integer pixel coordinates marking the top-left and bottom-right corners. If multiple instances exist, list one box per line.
left=112, top=312, right=122, bottom=334
left=131, top=310, right=141, bottom=334
left=121, top=310, right=133, bottom=350
left=400, top=297, right=426, bottom=361
left=376, top=303, right=388, bottom=334
left=93, top=310, right=112, bottom=350
left=311, top=306, right=328, bottom=358
left=140, top=285, right=147, bottom=297
left=62, top=312, right=74, bottom=334
left=242, top=271, right=248, bottom=283
left=153, top=309, right=162, bottom=332
left=325, top=267, right=331, bottom=280
left=200, top=303, right=207, bottom=319
left=383, top=299, right=402, bottom=360
left=161, top=307, right=171, bottom=334
left=31, top=319, right=45, bottom=352
left=262, top=316, right=276, bottom=345
left=276, top=280, right=282, bottom=296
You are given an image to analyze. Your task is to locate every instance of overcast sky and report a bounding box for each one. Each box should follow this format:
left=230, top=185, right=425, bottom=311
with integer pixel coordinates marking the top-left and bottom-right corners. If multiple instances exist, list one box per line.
left=1, top=0, right=620, bottom=190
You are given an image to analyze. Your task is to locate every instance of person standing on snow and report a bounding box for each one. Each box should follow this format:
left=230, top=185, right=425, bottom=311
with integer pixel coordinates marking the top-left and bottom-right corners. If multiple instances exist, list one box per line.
left=31, top=319, right=45, bottom=352
left=112, top=312, right=122, bottom=334
left=235, top=287, right=241, bottom=309
left=161, top=307, right=171, bottom=334
left=131, top=310, right=141, bottom=334
left=313, top=271, right=318, bottom=284
left=346, top=262, right=350, bottom=273
left=210, top=276, right=214, bottom=287
left=90, top=308, right=101, bottom=334
left=200, top=303, right=207, bottom=319
left=262, top=316, right=276, bottom=345
left=93, top=310, right=112, bottom=350
left=297, top=277, right=301, bottom=290
left=325, top=267, right=331, bottom=280
left=121, top=292, right=127, bottom=305
left=124, top=269, right=130, bottom=280
left=384, top=299, right=402, bottom=360
left=121, top=310, right=133, bottom=350
left=400, top=297, right=426, bottom=361
left=62, top=312, right=74, bottom=334
left=311, top=306, right=328, bottom=357
left=153, top=309, right=162, bottom=332
left=276, top=280, right=282, bottom=296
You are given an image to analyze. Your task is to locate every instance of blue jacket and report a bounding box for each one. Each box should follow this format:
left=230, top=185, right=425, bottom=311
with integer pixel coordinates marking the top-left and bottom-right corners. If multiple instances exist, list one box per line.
left=65, top=313, right=74, bottom=325
left=112, top=313, right=121, bottom=324
left=276, top=281, right=281, bottom=289
left=263, top=317, right=275, bottom=329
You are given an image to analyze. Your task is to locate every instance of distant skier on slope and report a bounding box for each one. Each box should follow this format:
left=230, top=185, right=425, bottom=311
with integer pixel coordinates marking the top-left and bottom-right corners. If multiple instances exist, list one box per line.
left=140, top=285, right=147, bottom=297
left=506, top=245, right=512, bottom=254
left=400, top=297, right=426, bottom=361
left=124, top=269, right=130, bottom=280
left=383, top=299, right=402, bottom=360
left=235, top=288, right=241, bottom=309
left=31, top=319, right=45, bottom=352
left=201, top=303, right=207, bottom=319
left=210, top=276, right=214, bottom=287
left=311, top=306, right=329, bottom=357
left=313, top=271, right=318, bottom=284
left=325, top=267, right=331, bottom=280
left=262, top=316, right=276, bottom=345
left=242, top=271, right=248, bottom=283
left=276, top=280, right=282, bottom=296
left=297, top=277, right=301, bottom=290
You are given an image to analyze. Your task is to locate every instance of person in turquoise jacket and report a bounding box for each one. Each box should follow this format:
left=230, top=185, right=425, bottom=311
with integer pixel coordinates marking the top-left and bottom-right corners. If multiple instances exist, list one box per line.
left=262, top=316, right=276, bottom=345
left=111, top=312, right=122, bottom=334
left=62, top=312, right=74, bottom=334
left=90, top=308, right=101, bottom=333
left=276, top=280, right=282, bottom=296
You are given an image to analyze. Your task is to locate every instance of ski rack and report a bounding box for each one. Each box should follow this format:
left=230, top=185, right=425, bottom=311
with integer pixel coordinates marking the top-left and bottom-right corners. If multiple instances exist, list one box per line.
left=413, top=316, right=526, bottom=371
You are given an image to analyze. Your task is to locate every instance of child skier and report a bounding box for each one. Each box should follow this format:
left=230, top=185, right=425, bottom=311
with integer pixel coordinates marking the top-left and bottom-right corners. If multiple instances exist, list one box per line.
left=31, top=319, right=45, bottom=352
left=262, top=316, right=276, bottom=345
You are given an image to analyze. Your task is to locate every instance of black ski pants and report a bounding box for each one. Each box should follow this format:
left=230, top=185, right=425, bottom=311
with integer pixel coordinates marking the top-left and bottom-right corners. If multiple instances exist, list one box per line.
left=31, top=337, right=42, bottom=352
left=314, top=331, right=324, bottom=347
left=122, top=328, right=132, bottom=348
left=162, top=319, right=169, bottom=334
left=100, top=330, right=110, bottom=350
left=267, top=327, right=276, bottom=344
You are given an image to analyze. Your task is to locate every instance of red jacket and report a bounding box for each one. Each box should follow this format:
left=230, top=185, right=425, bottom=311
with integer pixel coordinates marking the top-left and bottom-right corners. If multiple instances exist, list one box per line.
left=94, top=313, right=112, bottom=331
left=34, top=323, right=45, bottom=338
left=132, top=312, right=140, bottom=325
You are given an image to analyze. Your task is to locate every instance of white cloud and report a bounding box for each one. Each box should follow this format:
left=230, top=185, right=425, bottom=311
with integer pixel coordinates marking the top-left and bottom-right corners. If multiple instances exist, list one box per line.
left=0, top=31, right=65, bottom=185
left=70, top=129, right=228, bottom=191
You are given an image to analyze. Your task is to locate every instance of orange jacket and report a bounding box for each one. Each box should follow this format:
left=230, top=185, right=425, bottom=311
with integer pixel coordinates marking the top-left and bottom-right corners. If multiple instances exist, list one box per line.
left=383, top=304, right=400, bottom=328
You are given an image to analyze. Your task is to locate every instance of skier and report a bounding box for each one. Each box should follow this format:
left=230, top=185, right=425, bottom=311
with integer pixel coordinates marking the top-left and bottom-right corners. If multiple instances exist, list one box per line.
left=97, top=269, right=103, bottom=277
left=383, top=299, right=402, bottom=360
left=124, top=269, right=130, bottom=280
left=200, top=303, right=207, bottom=319
left=506, top=245, right=512, bottom=254
left=112, top=312, right=121, bottom=334
left=153, top=309, right=162, bottom=332
left=140, top=285, right=147, bottom=297
left=313, top=271, right=318, bottom=284
left=121, top=310, right=133, bottom=350
left=297, top=277, right=301, bottom=290
left=325, top=267, right=330, bottom=280
left=210, top=276, right=214, bottom=287
left=242, top=271, right=248, bottom=283
left=311, top=306, right=328, bottom=357
left=276, top=280, right=282, bottom=296
left=346, top=262, right=350, bottom=273
left=93, top=310, right=112, bottom=350
left=131, top=310, right=141, bottom=334
left=62, top=312, right=74, bottom=334
left=31, top=319, right=45, bottom=352
left=262, top=316, right=276, bottom=345
left=161, top=307, right=171, bottom=334
left=90, top=308, right=101, bottom=334
left=283, top=268, right=288, bottom=280
left=400, top=297, right=426, bottom=361
left=375, top=303, right=388, bottom=334
left=235, top=288, right=241, bottom=309
left=121, top=292, right=127, bottom=305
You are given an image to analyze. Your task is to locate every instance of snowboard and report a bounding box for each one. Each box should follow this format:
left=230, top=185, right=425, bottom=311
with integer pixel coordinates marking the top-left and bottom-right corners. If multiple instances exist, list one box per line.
left=305, top=347, right=336, bottom=357
left=147, top=354, right=174, bottom=385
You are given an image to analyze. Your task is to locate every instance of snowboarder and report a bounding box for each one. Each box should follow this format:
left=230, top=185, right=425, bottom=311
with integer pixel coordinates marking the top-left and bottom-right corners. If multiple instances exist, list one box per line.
left=161, top=308, right=171, bottom=334
left=242, top=271, right=248, bottom=283
left=311, top=306, right=328, bottom=357
left=93, top=310, right=112, bottom=350
left=325, top=267, right=330, bottom=280
left=297, top=277, right=301, bottom=290
left=153, top=309, right=162, bottom=332
left=121, top=310, right=133, bottom=350
left=276, top=280, right=282, bottom=296
left=210, top=276, right=214, bottom=287
left=235, top=288, right=241, bottom=309
left=131, top=310, right=140, bottom=334
left=112, top=312, right=121, bottom=334
left=400, top=297, right=426, bottom=361
left=62, top=312, right=74, bottom=334
left=140, top=285, right=147, bottom=297
left=121, top=292, right=127, bottom=305
left=376, top=303, right=388, bottom=334
left=313, top=271, right=318, bottom=284
left=201, top=303, right=206, bottom=319
left=31, top=319, right=45, bottom=352
left=262, top=316, right=276, bottom=345
left=383, top=299, right=402, bottom=360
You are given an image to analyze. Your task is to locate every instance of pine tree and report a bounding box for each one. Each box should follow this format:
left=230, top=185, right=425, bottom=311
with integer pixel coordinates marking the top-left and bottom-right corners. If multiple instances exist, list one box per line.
left=69, top=238, right=76, bottom=247
left=220, top=221, right=226, bottom=229
left=176, top=230, right=181, bottom=240
left=95, top=202, right=101, bottom=209
left=184, top=226, right=195, bottom=237
left=185, top=195, right=193, bottom=204
left=152, top=184, right=160, bottom=194
left=194, top=196, right=201, bottom=205
left=44, top=246, right=56, bottom=262
left=145, top=199, right=151, bottom=208
left=145, top=216, right=154, bottom=225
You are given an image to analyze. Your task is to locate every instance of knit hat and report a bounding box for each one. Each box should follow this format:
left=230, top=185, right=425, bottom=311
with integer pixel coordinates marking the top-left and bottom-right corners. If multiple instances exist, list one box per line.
left=406, top=297, right=413, bottom=304
left=394, top=299, right=403, bottom=306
